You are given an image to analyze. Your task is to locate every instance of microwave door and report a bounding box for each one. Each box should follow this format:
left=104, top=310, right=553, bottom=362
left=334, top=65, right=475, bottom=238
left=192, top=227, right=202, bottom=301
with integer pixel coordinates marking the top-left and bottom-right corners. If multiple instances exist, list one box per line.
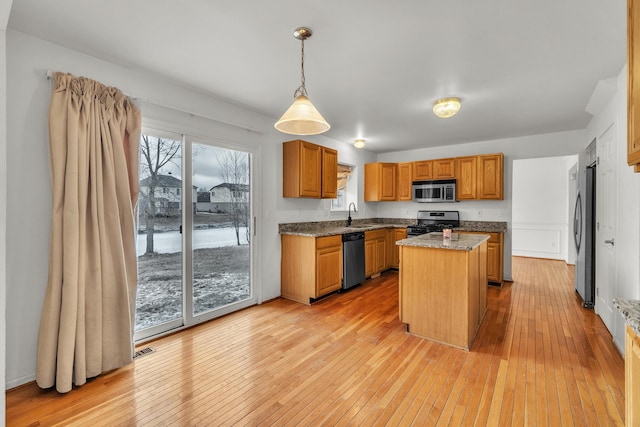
left=425, top=187, right=441, bottom=200
left=416, top=186, right=442, bottom=202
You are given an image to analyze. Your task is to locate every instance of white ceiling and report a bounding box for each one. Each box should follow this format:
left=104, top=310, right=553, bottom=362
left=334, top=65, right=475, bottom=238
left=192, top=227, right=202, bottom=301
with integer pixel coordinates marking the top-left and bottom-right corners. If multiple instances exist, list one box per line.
left=8, top=0, right=627, bottom=153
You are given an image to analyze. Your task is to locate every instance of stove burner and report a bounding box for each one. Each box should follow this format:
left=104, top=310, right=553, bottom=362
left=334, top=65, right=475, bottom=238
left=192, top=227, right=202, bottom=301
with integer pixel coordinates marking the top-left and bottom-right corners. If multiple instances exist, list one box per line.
left=408, top=210, right=460, bottom=236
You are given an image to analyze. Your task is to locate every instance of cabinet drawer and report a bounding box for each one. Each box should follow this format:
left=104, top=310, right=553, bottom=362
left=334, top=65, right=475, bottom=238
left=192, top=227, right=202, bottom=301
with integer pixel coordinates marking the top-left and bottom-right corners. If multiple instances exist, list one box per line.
left=365, top=229, right=387, bottom=241
left=316, top=234, right=342, bottom=249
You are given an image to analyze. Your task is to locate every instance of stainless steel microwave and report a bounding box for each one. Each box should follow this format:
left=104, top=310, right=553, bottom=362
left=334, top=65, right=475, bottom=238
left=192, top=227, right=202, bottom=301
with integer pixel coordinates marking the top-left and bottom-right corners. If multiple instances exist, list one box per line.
left=412, top=179, right=456, bottom=203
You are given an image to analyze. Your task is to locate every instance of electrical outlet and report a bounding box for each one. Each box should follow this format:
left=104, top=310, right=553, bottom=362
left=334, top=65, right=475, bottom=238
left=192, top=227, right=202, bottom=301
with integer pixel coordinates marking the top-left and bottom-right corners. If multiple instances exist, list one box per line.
left=477, top=210, right=482, bottom=217
left=497, top=210, right=503, bottom=218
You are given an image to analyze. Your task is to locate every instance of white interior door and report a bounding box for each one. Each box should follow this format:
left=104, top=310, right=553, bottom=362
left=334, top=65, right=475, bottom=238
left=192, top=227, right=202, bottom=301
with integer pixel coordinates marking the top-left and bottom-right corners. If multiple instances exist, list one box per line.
left=595, top=124, right=617, bottom=334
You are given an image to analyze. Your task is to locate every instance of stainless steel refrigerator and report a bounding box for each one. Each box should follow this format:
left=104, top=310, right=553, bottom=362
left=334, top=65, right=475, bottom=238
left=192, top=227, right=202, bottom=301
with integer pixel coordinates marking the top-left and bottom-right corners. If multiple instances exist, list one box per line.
left=573, top=165, right=595, bottom=308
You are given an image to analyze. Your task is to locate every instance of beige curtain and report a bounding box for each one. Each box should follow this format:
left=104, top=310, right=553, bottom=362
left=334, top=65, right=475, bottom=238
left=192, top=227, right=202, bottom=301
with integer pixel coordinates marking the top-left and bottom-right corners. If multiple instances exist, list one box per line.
left=36, top=72, right=141, bottom=393
left=337, top=164, right=352, bottom=190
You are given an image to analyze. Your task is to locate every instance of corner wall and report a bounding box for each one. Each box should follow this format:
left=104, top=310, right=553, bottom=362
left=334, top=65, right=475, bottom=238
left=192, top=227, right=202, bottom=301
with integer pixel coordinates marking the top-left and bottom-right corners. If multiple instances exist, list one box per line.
left=1, top=25, right=8, bottom=424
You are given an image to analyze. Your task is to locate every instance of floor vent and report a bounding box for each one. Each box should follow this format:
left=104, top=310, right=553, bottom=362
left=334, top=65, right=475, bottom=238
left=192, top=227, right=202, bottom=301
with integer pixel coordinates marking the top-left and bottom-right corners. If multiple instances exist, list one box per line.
left=134, top=347, right=155, bottom=359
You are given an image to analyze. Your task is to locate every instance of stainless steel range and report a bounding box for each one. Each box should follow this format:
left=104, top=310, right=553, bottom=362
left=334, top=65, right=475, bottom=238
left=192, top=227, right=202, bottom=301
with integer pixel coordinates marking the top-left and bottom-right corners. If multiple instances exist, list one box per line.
left=407, top=210, right=460, bottom=236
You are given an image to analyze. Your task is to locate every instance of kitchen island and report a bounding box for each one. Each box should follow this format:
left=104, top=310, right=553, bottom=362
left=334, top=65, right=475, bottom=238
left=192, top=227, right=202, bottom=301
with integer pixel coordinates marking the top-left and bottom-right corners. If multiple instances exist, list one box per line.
left=397, top=232, right=489, bottom=350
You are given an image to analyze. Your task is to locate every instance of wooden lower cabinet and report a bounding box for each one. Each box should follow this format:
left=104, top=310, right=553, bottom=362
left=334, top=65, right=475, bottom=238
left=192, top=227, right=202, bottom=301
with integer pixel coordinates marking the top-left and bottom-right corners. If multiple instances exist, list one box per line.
left=365, top=229, right=387, bottom=277
left=627, top=325, right=640, bottom=424
left=399, top=240, right=487, bottom=350
left=281, top=234, right=342, bottom=304
left=387, top=228, right=407, bottom=269
left=457, top=231, right=504, bottom=285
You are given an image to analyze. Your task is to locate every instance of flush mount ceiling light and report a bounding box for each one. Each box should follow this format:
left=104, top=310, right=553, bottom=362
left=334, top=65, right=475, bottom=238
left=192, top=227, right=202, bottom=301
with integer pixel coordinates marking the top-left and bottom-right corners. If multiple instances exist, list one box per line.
left=354, top=139, right=366, bottom=149
left=433, top=97, right=461, bottom=118
left=274, top=27, right=330, bottom=136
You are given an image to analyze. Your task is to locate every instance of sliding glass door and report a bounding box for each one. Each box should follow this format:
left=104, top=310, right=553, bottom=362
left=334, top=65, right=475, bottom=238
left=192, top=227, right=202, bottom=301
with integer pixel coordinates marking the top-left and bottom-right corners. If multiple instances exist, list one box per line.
left=134, top=129, right=254, bottom=340
left=190, top=142, right=251, bottom=318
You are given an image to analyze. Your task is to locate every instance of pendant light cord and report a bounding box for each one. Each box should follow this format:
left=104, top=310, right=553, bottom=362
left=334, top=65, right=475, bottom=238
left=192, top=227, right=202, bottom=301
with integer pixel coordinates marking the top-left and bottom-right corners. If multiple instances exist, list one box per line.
left=294, top=38, right=308, bottom=97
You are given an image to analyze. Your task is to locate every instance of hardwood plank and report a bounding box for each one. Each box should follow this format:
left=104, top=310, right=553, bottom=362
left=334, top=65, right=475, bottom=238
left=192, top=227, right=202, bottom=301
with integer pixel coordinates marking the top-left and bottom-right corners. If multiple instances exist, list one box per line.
left=6, top=257, right=625, bottom=426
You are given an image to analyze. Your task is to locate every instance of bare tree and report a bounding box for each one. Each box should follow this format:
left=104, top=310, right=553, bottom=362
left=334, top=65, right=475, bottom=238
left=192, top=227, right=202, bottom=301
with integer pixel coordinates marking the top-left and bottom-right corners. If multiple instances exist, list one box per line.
left=139, top=135, right=181, bottom=254
left=216, top=151, right=250, bottom=245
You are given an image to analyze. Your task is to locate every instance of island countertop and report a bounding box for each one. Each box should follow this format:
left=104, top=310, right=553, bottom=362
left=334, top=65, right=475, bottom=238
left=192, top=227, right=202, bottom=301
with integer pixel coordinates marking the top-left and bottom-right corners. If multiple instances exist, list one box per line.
left=613, top=299, right=640, bottom=336
left=396, top=232, right=489, bottom=251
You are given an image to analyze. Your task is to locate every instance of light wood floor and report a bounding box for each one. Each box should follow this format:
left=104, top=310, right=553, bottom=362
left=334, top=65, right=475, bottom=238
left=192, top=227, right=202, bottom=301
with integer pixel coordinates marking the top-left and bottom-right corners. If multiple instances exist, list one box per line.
left=7, top=257, right=625, bottom=426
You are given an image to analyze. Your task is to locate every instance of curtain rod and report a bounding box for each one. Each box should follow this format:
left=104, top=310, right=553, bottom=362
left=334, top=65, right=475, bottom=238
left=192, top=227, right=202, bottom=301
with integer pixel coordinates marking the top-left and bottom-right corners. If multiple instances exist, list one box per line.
left=46, top=70, right=264, bottom=135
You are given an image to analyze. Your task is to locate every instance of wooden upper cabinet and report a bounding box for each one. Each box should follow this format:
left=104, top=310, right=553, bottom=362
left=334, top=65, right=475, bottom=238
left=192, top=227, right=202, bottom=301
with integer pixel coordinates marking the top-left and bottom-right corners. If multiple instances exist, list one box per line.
left=456, top=156, right=478, bottom=200
left=283, top=140, right=337, bottom=198
left=413, top=160, right=433, bottom=180
left=629, top=0, right=640, bottom=171
left=365, top=163, right=397, bottom=201
left=433, top=158, right=456, bottom=179
left=478, top=153, right=504, bottom=200
left=321, top=147, right=338, bottom=198
left=397, top=162, right=413, bottom=201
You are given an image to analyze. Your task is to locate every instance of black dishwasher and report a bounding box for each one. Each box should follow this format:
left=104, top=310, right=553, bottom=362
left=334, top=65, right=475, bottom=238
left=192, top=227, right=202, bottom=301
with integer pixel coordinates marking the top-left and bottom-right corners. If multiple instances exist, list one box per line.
left=342, top=232, right=366, bottom=290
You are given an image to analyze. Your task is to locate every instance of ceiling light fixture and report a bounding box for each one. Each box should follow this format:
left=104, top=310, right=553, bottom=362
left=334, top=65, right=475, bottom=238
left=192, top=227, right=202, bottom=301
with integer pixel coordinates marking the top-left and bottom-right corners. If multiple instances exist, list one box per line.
left=433, top=97, right=461, bottom=118
left=354, top=139, right=366, bottom=149
left=274, top=27, right=330, bottom=135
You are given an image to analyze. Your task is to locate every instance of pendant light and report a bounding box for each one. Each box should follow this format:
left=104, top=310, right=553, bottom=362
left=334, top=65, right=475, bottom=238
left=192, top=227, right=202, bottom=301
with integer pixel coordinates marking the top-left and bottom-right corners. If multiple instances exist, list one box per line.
left=275, top=27, right=330, bottom=135
left=433, top=97, right=461, bottom=118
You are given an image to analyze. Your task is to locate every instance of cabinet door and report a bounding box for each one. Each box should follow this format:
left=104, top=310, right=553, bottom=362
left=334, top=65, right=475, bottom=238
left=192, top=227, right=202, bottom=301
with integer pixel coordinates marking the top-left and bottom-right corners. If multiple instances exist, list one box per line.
left=298, top=141, right=322, bottom=197
left=413, top=160, right=433, bottom=180
left=390, top=228, right=407, bottom=268
left=365, top=163, right=397, bottom=201
left=629, top=0, right=640, bottom=169
left=321, top=147, right=338, bottom=198
left=478, top=154, right=503, bottom=200
left=374, top=238, right=386, bottom=273
left=283, top=140, right=321, bottom=198
left=380, top=163, right=397, bottom=201
left=626, top=325, right=640, bottom=424
left=433, top=158, right=456, bottom=179
left=487, top=242, right=500, bottom=282
left=365, top=239, right=375, bottom=277
left=456, top=156, right=477, bottom=199
left=397, top=162, right=413, bottom=201
left=316, top=244, right=342, bottom=296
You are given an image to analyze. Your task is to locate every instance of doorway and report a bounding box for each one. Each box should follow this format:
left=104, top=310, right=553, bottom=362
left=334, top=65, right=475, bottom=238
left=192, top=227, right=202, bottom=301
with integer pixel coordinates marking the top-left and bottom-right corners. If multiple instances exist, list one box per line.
left=134, top=129, right=254, bottom=341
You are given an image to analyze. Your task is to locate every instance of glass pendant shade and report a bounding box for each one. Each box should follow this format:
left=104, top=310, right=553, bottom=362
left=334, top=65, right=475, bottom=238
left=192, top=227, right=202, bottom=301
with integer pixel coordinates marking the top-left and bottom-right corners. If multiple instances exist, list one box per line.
left=274, top=94, right=331, bottom=135
left=433, top=97, right=461, bottom=118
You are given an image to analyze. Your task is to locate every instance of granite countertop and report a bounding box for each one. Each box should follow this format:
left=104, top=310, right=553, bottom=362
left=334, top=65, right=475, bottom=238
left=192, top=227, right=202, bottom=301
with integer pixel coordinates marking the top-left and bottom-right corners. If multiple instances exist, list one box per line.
left=613, top=299, right=640, bottom=336
left=456, top=220, right=508, bottom=233
left=279, top=218, right=507, bottom=237
left=396, top=232, right=489, bottom=251
left=279, top=218, right=412, bottom=237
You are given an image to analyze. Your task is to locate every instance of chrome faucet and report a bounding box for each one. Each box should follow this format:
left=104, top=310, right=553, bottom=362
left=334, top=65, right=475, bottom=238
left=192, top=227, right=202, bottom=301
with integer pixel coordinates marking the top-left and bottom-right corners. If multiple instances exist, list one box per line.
left=347, top=202, right=357, bottom=226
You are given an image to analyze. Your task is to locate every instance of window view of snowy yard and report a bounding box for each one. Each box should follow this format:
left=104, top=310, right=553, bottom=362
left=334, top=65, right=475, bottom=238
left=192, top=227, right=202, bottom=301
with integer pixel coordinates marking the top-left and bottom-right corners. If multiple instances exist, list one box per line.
left=135, top=213, right=250, bottom=331
left=135, top=135, right=251, bottom=332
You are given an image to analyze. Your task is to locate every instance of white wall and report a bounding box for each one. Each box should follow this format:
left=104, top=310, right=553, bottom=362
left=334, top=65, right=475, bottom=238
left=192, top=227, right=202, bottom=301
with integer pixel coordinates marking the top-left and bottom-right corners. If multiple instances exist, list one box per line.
left=4, top=30, right=376, bottom=389
left=376, top=130, right=587, bottom=281
left=1, top=22, right=9, bottom=427
left=586, top=65, right=640, bottom=354
left=512, top=155, right=577, bottom=261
